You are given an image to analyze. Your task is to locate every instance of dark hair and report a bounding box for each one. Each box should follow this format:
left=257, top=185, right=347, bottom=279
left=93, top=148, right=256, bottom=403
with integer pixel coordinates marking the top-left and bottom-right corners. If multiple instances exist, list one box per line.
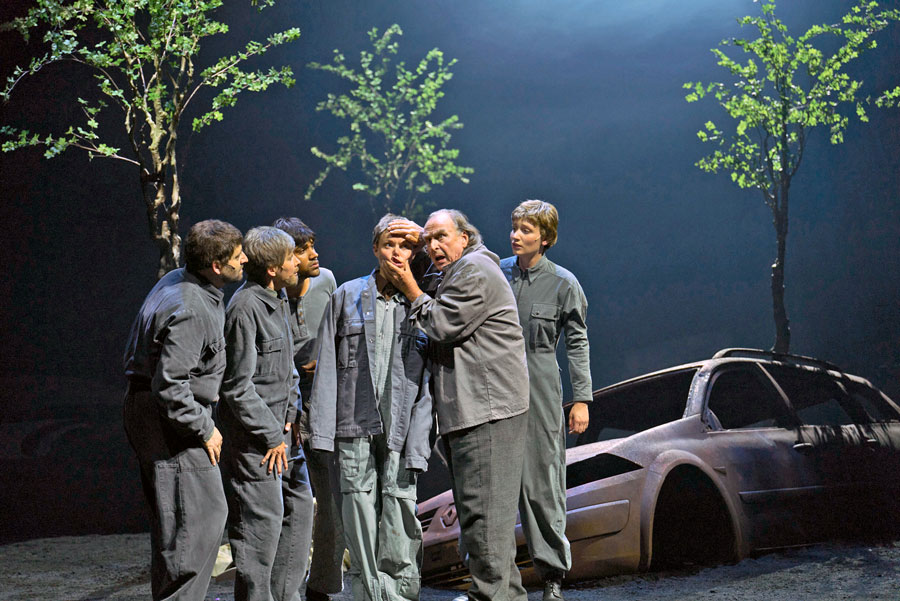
left=185, top=219, right=243, bottom=272
left=273, top=216, right=316, bottom=249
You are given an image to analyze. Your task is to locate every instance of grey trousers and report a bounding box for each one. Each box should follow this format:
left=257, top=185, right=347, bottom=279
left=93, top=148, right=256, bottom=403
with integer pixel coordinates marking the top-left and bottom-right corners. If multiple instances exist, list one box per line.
left=337, top=436, right=422, bottom=601
left=444, top=413, right=528, bottom=601
left=301, top=433, right=346, bottom=594
left=518, top=397, right=571, bottom=581
left=224, top=434, right=315, bottom=601
left=123, top=390, right=228, bottom=601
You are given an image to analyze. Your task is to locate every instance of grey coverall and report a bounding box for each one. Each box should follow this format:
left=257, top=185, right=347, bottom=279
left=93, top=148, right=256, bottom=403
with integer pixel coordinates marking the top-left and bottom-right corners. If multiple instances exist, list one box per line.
left=500, top=255, right=592, bottom=582
left=123, top=267, right=229, bottom=601
left=219, top=280, right=314, bottom=601
left=288, top=267, right=345, bottom=596
left=407, top=243, right=530, bottom=601
left=310, top=272, right=433, bottom=601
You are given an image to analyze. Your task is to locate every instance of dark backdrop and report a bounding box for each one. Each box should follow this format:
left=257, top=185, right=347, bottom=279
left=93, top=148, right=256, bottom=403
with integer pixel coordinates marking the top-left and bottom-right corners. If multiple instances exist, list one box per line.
left=1, top=0, right=898, bottom=541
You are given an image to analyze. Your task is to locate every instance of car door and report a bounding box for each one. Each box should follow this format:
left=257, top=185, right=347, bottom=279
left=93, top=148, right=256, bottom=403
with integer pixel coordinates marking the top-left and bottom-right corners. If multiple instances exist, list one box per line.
left=758, top=364, right=872, bottom=540
left=840, top=379, right=900, bottom=487
left=838, top=379, right=900, bottom=530
left=702, top=363, right=835, bottom=550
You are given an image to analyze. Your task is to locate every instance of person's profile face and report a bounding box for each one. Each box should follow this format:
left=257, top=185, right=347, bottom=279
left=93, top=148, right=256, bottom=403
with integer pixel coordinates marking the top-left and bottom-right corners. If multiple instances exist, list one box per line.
left=294, top=241, right=321, bottom=279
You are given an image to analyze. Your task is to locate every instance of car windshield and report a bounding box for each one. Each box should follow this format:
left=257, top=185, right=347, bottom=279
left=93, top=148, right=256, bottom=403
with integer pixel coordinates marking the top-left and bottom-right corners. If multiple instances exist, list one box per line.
left=576, top=368, right=697, bottom=446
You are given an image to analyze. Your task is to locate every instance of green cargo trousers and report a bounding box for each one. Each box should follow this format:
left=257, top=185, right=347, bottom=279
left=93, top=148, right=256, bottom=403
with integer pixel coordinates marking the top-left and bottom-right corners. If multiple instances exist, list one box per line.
left=337, top=435, right=422, bottom=601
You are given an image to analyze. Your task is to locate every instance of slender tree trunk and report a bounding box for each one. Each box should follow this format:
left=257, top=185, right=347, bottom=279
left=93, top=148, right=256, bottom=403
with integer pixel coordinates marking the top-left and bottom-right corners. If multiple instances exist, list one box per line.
left=770, top=183, right=791, bottom=354
left=140, top=165, right=180, bottom=280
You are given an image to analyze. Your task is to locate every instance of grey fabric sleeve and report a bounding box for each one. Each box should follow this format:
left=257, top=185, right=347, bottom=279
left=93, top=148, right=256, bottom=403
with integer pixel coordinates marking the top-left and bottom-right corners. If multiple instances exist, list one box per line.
left=562, top=280, right=593, bottom=402
left=408, top=262, right=489, bottom=344
left=152, top=308, right=216, bottom=443
left=403, top=367, right=433, bottom=471
left=309, top=295, right=338, bottom=452
left=287, top=363, right=301, bottom=425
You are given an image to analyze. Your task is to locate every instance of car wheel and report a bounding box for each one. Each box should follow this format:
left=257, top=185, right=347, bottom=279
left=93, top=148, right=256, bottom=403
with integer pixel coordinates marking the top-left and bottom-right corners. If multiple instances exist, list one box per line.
left=650, top=465, right=735, bottom=570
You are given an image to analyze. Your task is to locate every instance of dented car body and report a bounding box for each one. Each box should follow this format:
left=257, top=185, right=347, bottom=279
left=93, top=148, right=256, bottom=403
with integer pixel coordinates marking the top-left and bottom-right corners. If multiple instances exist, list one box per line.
left=418, top=348, right=900, bottom=586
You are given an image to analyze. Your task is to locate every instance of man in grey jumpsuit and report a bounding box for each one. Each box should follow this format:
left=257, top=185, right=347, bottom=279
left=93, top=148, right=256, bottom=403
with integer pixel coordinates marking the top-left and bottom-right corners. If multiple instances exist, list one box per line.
left=501, top=200, right=592, bottom=601
left=382, top=209, right=530, bottom=601
left=218, top=226, right=314, bottom=601
left=273, top=216, right=343, bottom=601
left=309, top=214, right=433, bottom=601
left=123, top=219, right=246, bottom=601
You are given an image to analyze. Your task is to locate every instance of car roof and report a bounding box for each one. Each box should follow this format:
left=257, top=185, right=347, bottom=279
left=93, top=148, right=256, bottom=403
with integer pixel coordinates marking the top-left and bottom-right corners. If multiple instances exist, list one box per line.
left=591, top=348, right=875, bottom=401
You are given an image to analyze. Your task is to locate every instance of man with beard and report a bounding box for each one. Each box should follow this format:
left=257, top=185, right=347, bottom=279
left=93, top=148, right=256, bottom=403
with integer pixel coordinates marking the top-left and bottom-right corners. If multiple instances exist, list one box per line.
left=273, top=217, right=342, bottom=601
left=123, top=219, right=246, bottom=601
left=218, top=226, right=314, bottom=601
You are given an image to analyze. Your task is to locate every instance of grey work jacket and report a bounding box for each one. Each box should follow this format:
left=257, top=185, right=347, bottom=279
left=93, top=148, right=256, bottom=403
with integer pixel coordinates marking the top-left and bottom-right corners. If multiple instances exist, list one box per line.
left=219, top=280, right=301, bottom=457
left=408, top=243, right=529, bottom=434
left=309, top=272, right=433, bottom=471
left=289, top=267, right=337, bottom=403
left=123, top=267, right=226, bottom=443
left=500, top=255, right=593, bottom=410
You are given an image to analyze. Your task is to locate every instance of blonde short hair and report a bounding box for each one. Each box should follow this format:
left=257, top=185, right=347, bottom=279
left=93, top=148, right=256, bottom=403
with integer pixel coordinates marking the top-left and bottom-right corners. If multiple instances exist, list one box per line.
left=243, top=226, right=295, bottom=282
left=372, top=213, right=405, bottom=246
left=511, top=200, right=558, bottom=250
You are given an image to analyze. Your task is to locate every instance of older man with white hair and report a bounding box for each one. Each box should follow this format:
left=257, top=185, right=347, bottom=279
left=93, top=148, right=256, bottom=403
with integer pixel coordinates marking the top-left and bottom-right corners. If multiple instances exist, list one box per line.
left=383, top=209, right=530, bottom=601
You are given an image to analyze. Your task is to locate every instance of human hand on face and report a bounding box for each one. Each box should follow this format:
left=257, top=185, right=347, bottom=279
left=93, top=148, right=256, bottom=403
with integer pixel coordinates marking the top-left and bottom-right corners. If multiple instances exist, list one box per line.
left=381, top=258, right=424, bottom=302
left=386, top=219, right=425, bottom=253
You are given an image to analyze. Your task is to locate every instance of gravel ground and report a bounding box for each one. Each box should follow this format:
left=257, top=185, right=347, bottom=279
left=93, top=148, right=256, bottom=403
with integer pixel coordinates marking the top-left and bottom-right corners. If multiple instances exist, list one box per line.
left=1, top=534, right=899, bottom=600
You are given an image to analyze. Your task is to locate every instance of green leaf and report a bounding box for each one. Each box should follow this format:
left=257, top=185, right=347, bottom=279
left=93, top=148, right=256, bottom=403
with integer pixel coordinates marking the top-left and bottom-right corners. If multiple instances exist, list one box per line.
left=307, top=22, right=472, bottom=216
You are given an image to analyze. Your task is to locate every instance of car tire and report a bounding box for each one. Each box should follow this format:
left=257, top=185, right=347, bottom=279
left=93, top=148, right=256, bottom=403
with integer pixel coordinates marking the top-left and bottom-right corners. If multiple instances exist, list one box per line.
left=650, top=465, right=735, bottom=570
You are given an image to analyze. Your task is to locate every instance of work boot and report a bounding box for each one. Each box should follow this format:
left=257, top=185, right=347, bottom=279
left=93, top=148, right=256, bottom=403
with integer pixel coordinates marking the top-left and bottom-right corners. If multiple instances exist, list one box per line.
left=305, top=589, right=330, bottom=601
left=542, top=580, right=564, bottom=601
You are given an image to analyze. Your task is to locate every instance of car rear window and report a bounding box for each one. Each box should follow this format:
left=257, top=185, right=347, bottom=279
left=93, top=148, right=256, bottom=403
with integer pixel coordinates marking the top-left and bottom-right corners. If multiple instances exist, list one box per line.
left=578, top=369, right=697, bottom=444
left=844, top=381, right=900, bottom=423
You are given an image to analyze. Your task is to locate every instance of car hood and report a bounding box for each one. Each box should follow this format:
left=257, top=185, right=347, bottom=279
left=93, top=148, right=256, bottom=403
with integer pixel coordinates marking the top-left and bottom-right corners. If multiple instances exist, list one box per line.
left=565, top=438, right=627, bottom=465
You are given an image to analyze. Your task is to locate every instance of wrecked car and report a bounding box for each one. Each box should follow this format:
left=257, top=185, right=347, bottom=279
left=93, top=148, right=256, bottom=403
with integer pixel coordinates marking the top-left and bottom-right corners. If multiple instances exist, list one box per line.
left=418, top=348, right=900, bottom=586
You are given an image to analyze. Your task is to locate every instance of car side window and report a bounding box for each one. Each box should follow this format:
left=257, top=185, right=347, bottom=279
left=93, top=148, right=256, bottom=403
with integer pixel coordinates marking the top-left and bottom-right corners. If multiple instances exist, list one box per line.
left=707, top=366, right=792, bottom=429
left=764, top=365, right=860, bottom=426
left=845, top=382, right=900, bottom=423
left=574, top=369, right=697, bottom=447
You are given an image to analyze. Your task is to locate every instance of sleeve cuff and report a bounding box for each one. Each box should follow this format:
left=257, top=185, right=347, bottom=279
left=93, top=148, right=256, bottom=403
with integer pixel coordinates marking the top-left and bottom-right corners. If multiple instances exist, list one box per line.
left=310, top=434, right=335, bottom=453
left=405, top=455, right=428, bottom=472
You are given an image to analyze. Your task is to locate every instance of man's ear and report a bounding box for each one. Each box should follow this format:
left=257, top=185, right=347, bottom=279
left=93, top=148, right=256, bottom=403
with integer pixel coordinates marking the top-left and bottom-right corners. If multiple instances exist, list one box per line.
left=210, top=261, right=224, bottom=276
left=461, top=231, right=469, bottom=246
left=266, top=264, right=278, bottom=278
